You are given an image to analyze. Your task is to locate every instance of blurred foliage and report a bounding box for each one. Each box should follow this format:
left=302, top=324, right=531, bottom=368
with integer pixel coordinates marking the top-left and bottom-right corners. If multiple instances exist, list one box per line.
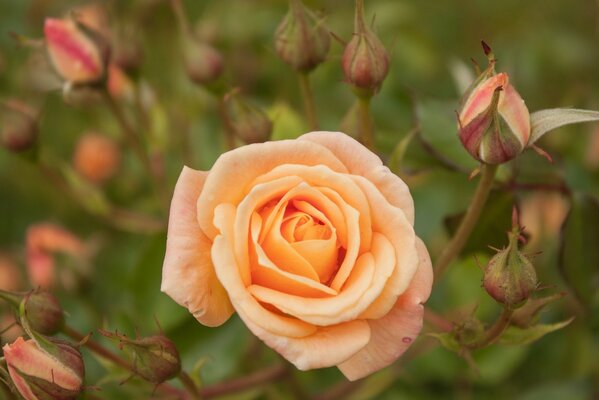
left=0, top=0, right=599, bottom=399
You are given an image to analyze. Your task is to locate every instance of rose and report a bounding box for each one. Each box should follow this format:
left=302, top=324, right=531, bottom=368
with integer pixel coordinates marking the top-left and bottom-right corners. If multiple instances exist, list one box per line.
left=162, top=131, right=433, bottom=380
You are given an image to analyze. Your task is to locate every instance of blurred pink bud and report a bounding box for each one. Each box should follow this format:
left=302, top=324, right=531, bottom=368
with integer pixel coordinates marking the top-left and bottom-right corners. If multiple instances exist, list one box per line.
left=341, top=0, right=389, bottom=96
left=274, top=0, right=331, bottom=72
left=44, top=17, right=109, bottom=84
left=222, top=90, right=273, bottom=144
left=521, top=192, right=568, bottom=249
left=26, top=223, right=86, bottom=289
left=0, top=100, right=38, bottom=153
left=73, top=132, right=121, bottom=184
left=107, top=64, right=135, bottom=102
left=3, top=337, right=84, bottom=400
left=0, top=255, right=23, bottom=292
left=70, top=2, right=112, bottom=41
left=113, top=36, right=144, bottom=73
left=458, top=67, right=530, bottom=164
left=183, top=39, right=224, bottom=86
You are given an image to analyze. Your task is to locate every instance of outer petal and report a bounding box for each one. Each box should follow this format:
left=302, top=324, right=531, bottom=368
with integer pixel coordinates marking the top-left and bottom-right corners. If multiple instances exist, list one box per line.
left=337, top=238, right=433, bottom=381
left=161, top=166, right=234, bottom=327
left=198, top=140, right=348, bottom=238
left=299, top=131, right=415, bottom=224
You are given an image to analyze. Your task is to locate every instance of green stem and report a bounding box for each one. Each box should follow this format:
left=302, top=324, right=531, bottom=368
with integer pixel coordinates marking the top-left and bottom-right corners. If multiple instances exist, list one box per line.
left=178, top=371, right=202, bottom=400
left=63, top=325, right=132, bottom=371
left=200, top=364, right=286, bottom=398
left=217, top=98, right=237, bottom=151
left=298, top=72, right=318, bottom=130
left=433, top=163, right=498, bottom=283
left=468, top=307, right=513, bottom=349
left=357, top=96, right=374, bottom=150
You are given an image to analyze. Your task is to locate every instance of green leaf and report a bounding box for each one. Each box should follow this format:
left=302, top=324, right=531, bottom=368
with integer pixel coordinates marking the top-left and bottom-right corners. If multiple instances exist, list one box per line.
left=267, top=102, right=305, bottom=141
left=499, top=318, right=574, bottom=346
left=529, top=108, right=599, bottom=145
left=558, top=194, right=599, bottom=305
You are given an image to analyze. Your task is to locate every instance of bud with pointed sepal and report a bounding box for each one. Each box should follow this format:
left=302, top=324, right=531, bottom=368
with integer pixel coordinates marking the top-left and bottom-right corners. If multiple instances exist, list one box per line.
left=44, top=17, right=110, bottom=84
left=0, top=100, right=38, bottom=153
left=0, top=289, right=64, bottom=335
left=458, top=44, right=530, bottom=165
left=341, top=0, right=390, bottom=97
left=222, top=89, right=272, bottom=144
left=99, top=330, right=181, bottom=384
left=274, top=0, right=331, bottom=72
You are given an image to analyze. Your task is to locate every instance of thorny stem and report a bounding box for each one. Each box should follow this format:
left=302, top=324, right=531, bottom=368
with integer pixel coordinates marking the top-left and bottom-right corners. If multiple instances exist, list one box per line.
left=178, top=371, right=202, bottom=400
left=357, top=95, right=374, bottom=150
left=433, top=163, right=498, bottom=283
left=298, top=72, right=319, bottom=130
left=201, top=364, right=287, bottom=398
left=63, top=325, right=132, bottom=371
left=467, top=307, right=513, bottom=349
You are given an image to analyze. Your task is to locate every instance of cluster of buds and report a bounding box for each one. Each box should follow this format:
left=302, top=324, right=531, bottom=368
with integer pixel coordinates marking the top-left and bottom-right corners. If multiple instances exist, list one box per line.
left=221, top=89, right=273, bottom=144
left=100, top=329, right=181, bottom=384
left=274, top=0, right=331, bottom=73
left=457, top=42, right=531, bottom=164
left=341, top=0, right=390, bottom=97
left=0, top=100, right=38, bottom=153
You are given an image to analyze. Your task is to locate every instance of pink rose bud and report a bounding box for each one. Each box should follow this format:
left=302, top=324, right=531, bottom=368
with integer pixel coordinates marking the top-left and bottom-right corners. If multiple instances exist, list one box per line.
left=222, top=90, right=273, bottom=144
left=341, top=0, right=390, bottom=96
left=22, top=291, right=64, bottom=335
left=73, top=131, right=121, bottom=184
left=0, top=100, right=38, bottom=153
left=183, top=39, right=224, bottom=86
left=44, top=17, right=109, bottom=84
left=107, top=63, right=135, bottom=102
left=3, top=336, right=84, bottom=400
left=274, top=0, right=331, bottom=72
left=458, top=45, right=530, bottom=164
left=483, top=229, right=537, bottom=308
left=100, top=330, right=181, bottom=384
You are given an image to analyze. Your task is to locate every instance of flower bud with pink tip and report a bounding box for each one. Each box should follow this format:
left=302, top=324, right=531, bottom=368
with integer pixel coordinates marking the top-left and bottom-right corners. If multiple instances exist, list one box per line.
left=458, top=44, right=530, bottom=164
left=0, top=100, right=38, bottom=153
left=44, top=17, right=109, bottom=84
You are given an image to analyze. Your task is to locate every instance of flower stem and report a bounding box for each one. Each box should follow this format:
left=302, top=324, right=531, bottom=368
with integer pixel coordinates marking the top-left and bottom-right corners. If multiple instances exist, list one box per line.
left=468, top=307, right=513, bottom=349
left=433, top=163, right=498, bottom=283
left=63, top=325, right=132, bottom=371
left=178, top=371, right=202, bottom=400
left=217, top=98, right=237, bottom=151
left=298, top=72, right=318, bottom=130
left=200, top=364, right=287, bottom=398
left=357, top=95, right=374, bottom=150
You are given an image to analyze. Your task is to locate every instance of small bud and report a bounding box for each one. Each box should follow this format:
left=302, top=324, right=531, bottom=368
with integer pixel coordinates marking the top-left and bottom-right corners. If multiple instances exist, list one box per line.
left=3, top=336, right=84, bottom=400
left=73, top=132, right=121, bottom=184
left=222, top=90, right=273, bottom=144
left=107, top=64, right=135, bottom=102
left=341, top=0, right=390, bottom=97
left=0, top=255, right=23, bottom=292
left=44, top=17, right=109, bottom=84
left=100, top=330, right=181, bottom=384
left=112, top=30, right=144, bottom=73
left=458, top=44, right=530, bottom=164
left=22, top=291, right=64, bottom=335
left=274, top=0, right=331, bottom=72
left=183, top=39, right=224, bottom=86
left=0, top=100, right=38, bottom=153
left=483, top=230, right=537, bottom=308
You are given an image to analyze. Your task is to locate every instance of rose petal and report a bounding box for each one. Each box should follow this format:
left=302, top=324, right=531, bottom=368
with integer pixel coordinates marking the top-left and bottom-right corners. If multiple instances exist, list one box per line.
left=162, top=166, right=234, bottom=327
left=499, top=83, right=530, bottom=145
left=213, top=203, right=317, bottom=338
left=198, top=140, right=348, bottom=238
left=459, top=73, right=508, bottom=126
left=299, top=131, right=415, bottom=224
left=337, top=237, right=433, bottom=381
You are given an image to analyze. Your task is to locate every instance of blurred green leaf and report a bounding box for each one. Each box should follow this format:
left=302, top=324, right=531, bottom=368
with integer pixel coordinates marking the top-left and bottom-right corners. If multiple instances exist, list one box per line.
left=499, top=318, right=574, bottom=346
left=268, top=102, right=305, bottom=141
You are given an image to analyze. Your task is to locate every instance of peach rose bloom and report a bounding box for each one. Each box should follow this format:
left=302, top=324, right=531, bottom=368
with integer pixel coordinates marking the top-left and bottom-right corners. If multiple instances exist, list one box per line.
left=162, top=132, right=433, bottom=380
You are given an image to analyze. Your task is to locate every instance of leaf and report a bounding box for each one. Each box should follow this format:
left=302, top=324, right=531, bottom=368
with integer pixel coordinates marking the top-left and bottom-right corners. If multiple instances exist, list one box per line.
left=267, top=102, right=305, bottom=141
left=499, top=318, right=574, bottom=346
left=428, top=332, right=461, bottom=353
left=558, top=194, right=599, bottom=305
left=387, top=128, right=417, bottom=173
left=529, top=108, right=599, bottom=145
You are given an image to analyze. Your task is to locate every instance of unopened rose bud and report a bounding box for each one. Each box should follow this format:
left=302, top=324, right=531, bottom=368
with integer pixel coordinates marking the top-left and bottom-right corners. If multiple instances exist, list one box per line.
left=73, top=132, right=121, bottom=184
left=22, top=291, right=64, bottom=335
left=44, top=17, right=109, bottom=84
left=0, top=255, right=23, bottom=292
left=0, top=100, right=38, bottom=153
left=458, top=44, right=530, bottom=164
left=100, top=330, right=181, bottom=384
left=3, top=336, right=84, bottom=400
left=274, top=0, right=331, bottom=72
left=183, top=39, right=224, bottom=86
left=483, top=230, right=537, bottom=308
left=222, top=90, right=272, bottom=144
left=341, top=0, right=390, bottom=96
left=107, top=64, right=135, bottom=102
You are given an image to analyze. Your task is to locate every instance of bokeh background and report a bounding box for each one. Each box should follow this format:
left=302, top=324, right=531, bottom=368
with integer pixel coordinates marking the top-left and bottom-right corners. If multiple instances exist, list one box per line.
left=1, top=0, right=599, bottom=399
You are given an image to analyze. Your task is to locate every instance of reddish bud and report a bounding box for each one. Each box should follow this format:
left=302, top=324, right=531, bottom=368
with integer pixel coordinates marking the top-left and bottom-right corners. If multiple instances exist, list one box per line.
left=341, top=0, right=390, bottom=96
left=0, top=255, right=23, bottom=292
left=222, top=90, right=272, bottom=144
left=73, top=132, right=121, bottom=184
left=183, top=39, right=224, bottom=86
left=274, top=0, right=331, bottom=72
left=0, top=100, right=38, bottom=153
left=22, top=291, right=64, bottom=335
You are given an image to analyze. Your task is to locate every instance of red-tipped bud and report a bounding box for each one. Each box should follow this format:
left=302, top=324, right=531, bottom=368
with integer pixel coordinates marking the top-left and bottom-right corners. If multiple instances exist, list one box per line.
left=0, top=100, right=38, bottom=153
left=458, top=45, right=530, bottom=164
left=483, top=230, right=537, bottom=308
left=183, top=39, right=224, bottom=86
left=341, top=0, right=390, bottom=96
left=44, top=17, right=109, bottom=84
left=3, top=337, right=84, bottom=400
left=22, top=291, right=64, bottom=335
left=222, top=90, right=272, bottom=144
left=73, top=132, right=121, bottom=184
left=274, top=0, right=331, bottom=72
left=100, top=330, right=181, bottom=384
